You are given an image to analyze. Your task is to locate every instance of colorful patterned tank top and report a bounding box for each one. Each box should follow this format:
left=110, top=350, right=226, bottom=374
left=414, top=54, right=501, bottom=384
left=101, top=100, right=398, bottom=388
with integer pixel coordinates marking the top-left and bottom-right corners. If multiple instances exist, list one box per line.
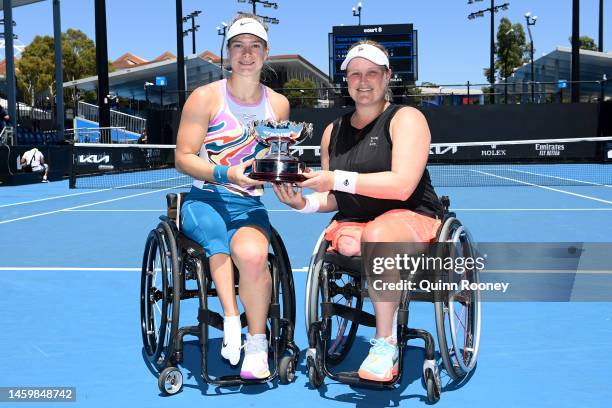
left=193, top=79, right=276, bottom=196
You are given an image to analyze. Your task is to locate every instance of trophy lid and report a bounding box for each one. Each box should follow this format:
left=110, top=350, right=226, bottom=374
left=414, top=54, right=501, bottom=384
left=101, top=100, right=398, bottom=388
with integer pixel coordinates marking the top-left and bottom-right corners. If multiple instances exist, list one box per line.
left=250, top=120, right=313, bottom=145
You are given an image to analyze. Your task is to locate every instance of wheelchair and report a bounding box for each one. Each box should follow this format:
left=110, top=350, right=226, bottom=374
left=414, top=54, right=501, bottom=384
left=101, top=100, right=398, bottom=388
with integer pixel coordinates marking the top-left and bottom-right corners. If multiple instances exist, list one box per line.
left=140, top=192, right=300, bottom=395
left=304, top=197, right=481, bottom=403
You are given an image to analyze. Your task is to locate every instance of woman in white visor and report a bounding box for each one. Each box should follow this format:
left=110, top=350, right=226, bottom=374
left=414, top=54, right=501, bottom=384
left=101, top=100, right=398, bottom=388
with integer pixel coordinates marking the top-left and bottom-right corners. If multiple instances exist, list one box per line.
left=274, top=40, right=443, bottom=382
left=175, top=13, right=290, bottom=380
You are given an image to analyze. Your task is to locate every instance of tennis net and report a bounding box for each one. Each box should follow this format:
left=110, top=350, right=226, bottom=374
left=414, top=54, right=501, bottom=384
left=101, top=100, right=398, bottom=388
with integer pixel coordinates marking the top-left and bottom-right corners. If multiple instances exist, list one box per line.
left=69, top=137, right=612, bottom=189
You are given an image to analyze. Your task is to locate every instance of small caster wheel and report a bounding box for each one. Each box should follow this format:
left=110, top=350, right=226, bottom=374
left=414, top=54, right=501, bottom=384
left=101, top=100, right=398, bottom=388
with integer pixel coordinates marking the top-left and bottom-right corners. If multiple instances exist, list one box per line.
left=424, top=368, right=441, bottom=404
left=307, top=357, right=323, bottom=388
left=278, top=355, right=297, bottom=384
left=158, top=366, right=183, bottom=396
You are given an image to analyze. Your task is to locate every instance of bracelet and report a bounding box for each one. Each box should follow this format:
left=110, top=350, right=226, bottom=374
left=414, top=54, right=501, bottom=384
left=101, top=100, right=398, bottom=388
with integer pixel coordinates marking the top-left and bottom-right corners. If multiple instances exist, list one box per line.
left=213, top=165, right=231, bottom=184
left=333, top=170, right=358, bottom=194
left=295, top=193, right=320, bottom=213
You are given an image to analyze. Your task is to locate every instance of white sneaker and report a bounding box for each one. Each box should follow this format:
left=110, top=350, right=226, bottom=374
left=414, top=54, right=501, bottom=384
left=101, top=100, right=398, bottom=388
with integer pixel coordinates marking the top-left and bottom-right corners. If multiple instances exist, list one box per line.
left=240, top=334, right=270, bottom=379
left=41, top=179, right=48, bottom=183
left=220, top=315, right=242, bottom=366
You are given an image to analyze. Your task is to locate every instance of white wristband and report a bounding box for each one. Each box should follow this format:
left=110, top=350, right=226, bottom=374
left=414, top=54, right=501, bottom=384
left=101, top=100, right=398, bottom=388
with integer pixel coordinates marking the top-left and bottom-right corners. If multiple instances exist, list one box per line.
left=333, top=170, right=358, bottom=194
left=295, top=193, right=320, bottom=213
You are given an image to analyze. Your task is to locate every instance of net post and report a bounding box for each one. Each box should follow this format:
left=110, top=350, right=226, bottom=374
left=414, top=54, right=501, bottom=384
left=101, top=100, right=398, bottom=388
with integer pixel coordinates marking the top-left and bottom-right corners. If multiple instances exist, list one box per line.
left=69, top=141, right=76, bottom=189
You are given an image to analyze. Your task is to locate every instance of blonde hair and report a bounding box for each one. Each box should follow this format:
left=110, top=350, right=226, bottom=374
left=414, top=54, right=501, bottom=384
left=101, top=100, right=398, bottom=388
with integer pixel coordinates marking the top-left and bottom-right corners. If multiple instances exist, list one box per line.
left=347, top=40, right=393, bottom=102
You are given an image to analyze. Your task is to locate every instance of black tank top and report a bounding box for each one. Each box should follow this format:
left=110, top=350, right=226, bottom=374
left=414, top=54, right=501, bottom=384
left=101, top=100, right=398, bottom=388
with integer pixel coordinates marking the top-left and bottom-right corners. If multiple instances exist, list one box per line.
left=328, top=104, right=443, bottom=221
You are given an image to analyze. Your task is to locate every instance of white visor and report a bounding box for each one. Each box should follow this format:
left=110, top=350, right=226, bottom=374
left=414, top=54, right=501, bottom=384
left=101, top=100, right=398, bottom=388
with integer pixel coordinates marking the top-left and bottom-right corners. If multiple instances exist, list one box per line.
left=226, top=18, right=268, bottom=43
left=340, top=44, right=389, bottom=70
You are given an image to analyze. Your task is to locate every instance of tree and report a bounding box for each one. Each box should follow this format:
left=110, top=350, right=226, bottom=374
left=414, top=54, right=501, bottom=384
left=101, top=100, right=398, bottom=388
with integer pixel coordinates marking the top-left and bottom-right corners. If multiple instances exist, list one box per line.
left=282, top=78, right=317, bottom=108
left=62, top=28, right=98, bottom=82
left=16, top=29, right=107, bottom=105
left=483, top=17, right=529, bottom=82
left=568, top=35, right=598, bottom=51
left=16, top=36, right=55, bottom=105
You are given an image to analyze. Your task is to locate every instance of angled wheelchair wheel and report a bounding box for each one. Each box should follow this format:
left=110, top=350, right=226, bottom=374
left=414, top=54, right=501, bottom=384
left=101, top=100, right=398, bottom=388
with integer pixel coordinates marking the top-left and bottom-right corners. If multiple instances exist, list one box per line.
left=140, top=221, right=181, bottom=372
left=268, top=227, right=297, bottom=357
left=158, top=366, right=183, bottom=395
left=305, top=232, right=362, bottom=365
left=434, top=218, right=482, bottom=381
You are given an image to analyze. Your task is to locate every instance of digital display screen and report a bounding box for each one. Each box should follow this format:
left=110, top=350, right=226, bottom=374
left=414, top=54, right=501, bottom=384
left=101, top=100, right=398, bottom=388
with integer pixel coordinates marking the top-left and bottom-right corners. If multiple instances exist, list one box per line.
left=330, top=24, right=417, bottom=84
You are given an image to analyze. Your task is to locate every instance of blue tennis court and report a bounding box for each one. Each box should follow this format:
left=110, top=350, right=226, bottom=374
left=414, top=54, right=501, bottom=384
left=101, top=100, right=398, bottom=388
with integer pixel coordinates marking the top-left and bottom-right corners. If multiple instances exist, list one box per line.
left=1, top=164, right=612, bottom=407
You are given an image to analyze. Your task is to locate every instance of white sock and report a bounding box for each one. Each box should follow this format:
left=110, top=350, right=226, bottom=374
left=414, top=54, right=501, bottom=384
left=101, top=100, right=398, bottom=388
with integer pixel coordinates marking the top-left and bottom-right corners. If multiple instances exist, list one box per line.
left=249, top=333, right=266, bottom=342
left=223, top=315, right=242, bottom=344
left=221, top=315, right=242, bottom=365
left=245, top=333, right=268, bottom=353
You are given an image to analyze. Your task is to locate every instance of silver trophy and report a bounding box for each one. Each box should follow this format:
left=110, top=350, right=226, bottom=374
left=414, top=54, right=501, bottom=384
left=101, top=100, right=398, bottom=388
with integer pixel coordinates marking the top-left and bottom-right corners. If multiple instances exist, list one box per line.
left=248, top=120, right=313, bottom=182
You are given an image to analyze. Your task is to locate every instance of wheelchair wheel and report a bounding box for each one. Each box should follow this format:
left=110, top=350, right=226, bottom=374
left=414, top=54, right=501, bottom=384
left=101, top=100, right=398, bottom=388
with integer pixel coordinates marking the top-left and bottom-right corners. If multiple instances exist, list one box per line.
left=268, top=227, right=298, bottom=357
left=306, top=355, right=324, bottom=388
left=158, top=366, right=183, bottom=395
left=434, top=218, right=481, bottom=381
left=140, top=221, right=181, bottom=372
left=305, top=232, right=362, bottom=365
left=278, top=355, right=296, bottom=384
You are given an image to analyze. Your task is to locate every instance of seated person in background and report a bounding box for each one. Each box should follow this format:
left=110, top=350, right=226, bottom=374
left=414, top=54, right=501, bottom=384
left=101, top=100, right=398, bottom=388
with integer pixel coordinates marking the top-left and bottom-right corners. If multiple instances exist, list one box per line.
left=138, top=129, right=148, bottom=144
left=20, top=147, right=49, bottom=182
left=0, top=105, right=10, bottom=132
left=273, top=40, right=443, bottom=382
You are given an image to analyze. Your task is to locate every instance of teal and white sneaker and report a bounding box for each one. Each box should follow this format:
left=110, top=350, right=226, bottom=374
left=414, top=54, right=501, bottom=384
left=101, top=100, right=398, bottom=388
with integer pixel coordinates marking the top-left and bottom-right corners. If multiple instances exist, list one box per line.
left=357, top=337, right=399, bottom=382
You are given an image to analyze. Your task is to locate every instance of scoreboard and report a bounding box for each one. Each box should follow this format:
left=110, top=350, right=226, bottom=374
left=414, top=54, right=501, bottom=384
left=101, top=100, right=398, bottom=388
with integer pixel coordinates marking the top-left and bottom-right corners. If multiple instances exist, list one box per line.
left=329, top=24, right=417, bottom=85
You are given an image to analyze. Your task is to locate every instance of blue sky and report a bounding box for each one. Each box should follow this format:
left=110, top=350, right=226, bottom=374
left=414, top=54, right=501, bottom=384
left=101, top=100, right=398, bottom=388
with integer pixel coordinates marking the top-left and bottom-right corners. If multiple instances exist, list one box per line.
left=7, top=0, right=611, bottom=85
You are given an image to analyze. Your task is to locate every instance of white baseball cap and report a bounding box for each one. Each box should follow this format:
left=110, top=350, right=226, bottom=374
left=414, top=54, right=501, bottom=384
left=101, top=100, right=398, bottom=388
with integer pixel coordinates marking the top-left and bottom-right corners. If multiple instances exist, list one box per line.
left=226, top=18, right=268, bottom=43
left=340, top=43, right=390, bottom=70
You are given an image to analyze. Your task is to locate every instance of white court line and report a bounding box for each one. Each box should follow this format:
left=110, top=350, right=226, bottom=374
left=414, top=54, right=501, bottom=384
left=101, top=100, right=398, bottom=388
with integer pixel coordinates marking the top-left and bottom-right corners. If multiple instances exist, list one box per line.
left=507, top=169, right=612, bottom=188
left=453, top=208, right=612, bottom=211
left=64, top=208, right=612, bottom=212
left=0, top=188, right=112, bottom=208
left=0, top=266, right=310, bottom=272
left=472, top=170, right=612, bottom=205
left=2, top=266, right=609, bottom=274
left=0, top=175, right=190, bottom=208
left=0, top=184, right=190, bottom=225
left=67, top=209, right=164, bottom=212
left=65, top=208, right=295, bottom=212
left=485, top=269, right=612, bottom=274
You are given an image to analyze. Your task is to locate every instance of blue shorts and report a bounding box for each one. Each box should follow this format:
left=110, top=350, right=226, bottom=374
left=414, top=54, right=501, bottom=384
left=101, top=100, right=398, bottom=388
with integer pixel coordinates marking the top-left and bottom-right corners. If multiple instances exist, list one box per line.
left=181, top=185, right=271, bottom=257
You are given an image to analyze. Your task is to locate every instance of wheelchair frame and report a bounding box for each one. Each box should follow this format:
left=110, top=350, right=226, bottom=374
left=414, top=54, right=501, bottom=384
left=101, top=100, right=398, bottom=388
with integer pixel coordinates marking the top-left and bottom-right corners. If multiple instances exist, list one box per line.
left=140, top=193, right=300, bottom=395
left=304, top=197, right=481, bottom=403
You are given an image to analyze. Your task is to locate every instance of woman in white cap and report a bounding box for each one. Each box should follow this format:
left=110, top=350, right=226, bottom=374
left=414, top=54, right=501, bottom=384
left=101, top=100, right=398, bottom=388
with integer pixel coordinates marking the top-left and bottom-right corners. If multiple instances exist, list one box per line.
left=274, top=40, right=444, bottom=382
left=175, top=13, right=289, bottom=380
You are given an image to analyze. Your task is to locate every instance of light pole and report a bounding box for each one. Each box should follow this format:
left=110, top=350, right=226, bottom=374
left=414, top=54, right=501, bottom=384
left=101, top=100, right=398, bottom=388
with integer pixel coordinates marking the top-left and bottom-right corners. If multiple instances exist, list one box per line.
left=599, top=0, right=604, bottom=52
left=352, top=2, right=362, bottom=26
left=175, top=0, right=186, bottom=111
left=182, top=10, right=201, bottom=55
left=468, top=0, right=510, bottom=104
left=216, top=22, right=228, bottom=79
left=237, top=0, right=278, bottom=15
left=525, top=12, right=537, bottom=103
left=571, top=0, right=580, bottom=103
